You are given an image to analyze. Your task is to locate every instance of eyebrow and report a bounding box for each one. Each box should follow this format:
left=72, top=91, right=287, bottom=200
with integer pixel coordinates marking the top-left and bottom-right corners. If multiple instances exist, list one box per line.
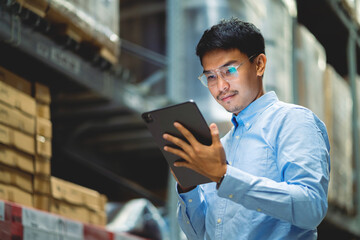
left=203, top=60, right=238, bottom=74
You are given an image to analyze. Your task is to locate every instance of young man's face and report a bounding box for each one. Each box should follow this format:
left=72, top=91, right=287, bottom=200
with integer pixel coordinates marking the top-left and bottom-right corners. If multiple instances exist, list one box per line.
left=201, top=48, right=265, bottom=115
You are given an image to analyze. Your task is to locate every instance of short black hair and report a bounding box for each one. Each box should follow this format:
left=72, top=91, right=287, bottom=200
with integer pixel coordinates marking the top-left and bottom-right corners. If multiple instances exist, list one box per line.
left=196, top=17, right=265, bottom=64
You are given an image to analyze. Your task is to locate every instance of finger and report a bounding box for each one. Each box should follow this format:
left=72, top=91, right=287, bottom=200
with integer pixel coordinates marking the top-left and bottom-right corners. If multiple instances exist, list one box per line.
left=173, top=122, right=199, bottom=146
left=173, top=160, right=191, bottom=168
left=164, top=145, right=191, bottom=162
left=163, top=133, right=192, bottom=152
left=209, top=123, right=221, bottom=145
left=174, top=161, right=200, bottom=176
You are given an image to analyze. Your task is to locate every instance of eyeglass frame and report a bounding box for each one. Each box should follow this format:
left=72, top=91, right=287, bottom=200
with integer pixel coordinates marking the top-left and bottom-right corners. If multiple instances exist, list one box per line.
left=197, top=54, right=258, bottom=88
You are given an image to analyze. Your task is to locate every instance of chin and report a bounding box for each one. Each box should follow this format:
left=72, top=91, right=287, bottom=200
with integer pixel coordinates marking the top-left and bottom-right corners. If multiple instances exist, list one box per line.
left=223, top=105, right=243, bottom=114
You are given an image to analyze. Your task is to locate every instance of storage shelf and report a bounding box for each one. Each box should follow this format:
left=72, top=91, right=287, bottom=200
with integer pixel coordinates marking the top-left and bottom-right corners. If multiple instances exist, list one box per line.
left=297, top=0, right=360, bottom=237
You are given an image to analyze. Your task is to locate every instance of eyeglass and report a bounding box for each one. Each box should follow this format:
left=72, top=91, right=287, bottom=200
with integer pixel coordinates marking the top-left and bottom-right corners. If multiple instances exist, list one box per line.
left=198, top=54, right=257, bottom=88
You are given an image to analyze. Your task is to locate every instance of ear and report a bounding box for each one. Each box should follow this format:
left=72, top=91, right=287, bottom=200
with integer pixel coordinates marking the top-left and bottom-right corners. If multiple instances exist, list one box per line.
left=255, top=54, right=267, bottom=77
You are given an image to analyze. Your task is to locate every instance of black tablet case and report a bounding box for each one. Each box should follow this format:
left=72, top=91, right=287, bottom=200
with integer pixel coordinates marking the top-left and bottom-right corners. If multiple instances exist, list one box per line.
left=142, top=101, right=212, bottom=188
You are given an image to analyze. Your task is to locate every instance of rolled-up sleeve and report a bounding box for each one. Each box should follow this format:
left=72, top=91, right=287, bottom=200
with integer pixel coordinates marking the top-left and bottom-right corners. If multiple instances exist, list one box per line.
left=217, top=108, right=330, bottom=229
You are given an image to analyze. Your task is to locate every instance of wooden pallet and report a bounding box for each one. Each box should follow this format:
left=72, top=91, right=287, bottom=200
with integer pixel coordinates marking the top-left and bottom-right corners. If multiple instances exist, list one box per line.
left=15, top=0, right=119, bottom=65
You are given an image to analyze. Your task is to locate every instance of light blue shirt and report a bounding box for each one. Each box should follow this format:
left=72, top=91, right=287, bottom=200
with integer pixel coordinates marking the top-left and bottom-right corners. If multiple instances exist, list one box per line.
left=177, top=91, right=330, bottom=240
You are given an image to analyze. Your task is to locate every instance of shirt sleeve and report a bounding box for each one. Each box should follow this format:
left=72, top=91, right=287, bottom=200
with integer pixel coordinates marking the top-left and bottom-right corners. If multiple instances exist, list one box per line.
left=176, top=184, right=207, bottom=239
left=217, top=108, right=330, bottom=229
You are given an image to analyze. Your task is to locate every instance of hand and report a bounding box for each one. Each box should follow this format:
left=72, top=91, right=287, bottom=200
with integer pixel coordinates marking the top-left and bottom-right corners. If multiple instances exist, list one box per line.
left=163, top=122, right=227, bottom=183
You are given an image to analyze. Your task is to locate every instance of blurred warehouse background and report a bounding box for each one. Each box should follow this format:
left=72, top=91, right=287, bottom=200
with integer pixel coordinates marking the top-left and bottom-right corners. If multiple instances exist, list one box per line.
left=0, top=0, right=359, bottom=239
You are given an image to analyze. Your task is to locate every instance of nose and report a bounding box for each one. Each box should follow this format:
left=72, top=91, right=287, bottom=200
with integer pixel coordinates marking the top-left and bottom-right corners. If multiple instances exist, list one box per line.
left=216, top=74, right=229, bottom=91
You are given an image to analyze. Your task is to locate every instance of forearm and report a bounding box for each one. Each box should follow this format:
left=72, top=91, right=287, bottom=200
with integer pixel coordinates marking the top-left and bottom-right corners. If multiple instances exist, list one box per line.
left=217, top=166, right=329, bottom=229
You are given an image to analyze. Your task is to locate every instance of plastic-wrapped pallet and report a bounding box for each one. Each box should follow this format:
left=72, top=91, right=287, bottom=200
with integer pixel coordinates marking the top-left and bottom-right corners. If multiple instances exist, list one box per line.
left=0, top=199, right=146, bottom=240
left=295, top=24, right=327, bottom=121
left=259, top=0, right=297, bottom=103
left=324, top=65, right=354, bottom=214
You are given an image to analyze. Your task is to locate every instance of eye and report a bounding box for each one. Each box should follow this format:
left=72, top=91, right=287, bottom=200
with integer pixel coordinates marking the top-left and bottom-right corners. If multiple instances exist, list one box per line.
left=205, top=73, right=217, bottom=81
left=224, top=66, right=237, bottom=76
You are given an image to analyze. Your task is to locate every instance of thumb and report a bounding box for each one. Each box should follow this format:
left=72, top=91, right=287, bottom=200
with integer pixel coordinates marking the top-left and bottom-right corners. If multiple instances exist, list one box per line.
left=209, top=123, right=220, bottom=144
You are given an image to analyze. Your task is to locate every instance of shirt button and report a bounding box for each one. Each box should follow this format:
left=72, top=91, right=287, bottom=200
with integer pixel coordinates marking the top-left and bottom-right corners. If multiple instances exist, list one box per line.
left=217, top=218, right=222, bottom=223
left=188, top=199, right=193, bottom=203
left=229, top=161, right=232, bottom=165
left=235, top=135, right=240, bottom=139
left=245, top=123, right=250, bottom=128
left=187, top=220, right=190, bottom=224
left=257, top=208, right=262, bottom=212
left=228, top=194, right=233, bottom=198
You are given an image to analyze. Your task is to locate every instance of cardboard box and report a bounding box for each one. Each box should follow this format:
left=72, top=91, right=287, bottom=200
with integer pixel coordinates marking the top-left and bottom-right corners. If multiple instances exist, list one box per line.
left=33, top=194, right=106, bottom=226
left=50, top=199, right=89, bottom=223
left=33, top=175, right=50, bottom=195
left=50, top=177, right=102, bottom=212
left=0, top=82, right=16, bottom=108
left=0, top=145, right=34, bottom=174
left=0, top=66, right=32, bottom=95
left=14, top=90, right=36, bottom=117
left=325, top=65, right=354, bottom=214
left=295, top=25, right=326, bottom=121
left=0, top=124, right=35, bottom=155
left=36, top=117, right=52, bottom=139
left=36, top=135, right=52, bottom=158
left=0, top=164, right=33, bottom=193
left=99, top=194, right=107, bottom=211
left=36, top=103, right=51, bottom=120
left=88, top=210, right=107, bottom=226
left=34, top=82, right=51, bottom=104
left=33, top=194, right=50, bottom=211
left=0, top=81, right=36, bottom=117
left=0, top=101, right=35, bottom=135
left=0, top=183, right=32, bottom=207
left=34, top=156, right=51, bottom=176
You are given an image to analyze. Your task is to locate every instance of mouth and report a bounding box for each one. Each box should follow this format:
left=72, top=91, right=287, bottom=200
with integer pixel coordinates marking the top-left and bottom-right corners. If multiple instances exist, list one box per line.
left=218, top=91, right=238, bottom=102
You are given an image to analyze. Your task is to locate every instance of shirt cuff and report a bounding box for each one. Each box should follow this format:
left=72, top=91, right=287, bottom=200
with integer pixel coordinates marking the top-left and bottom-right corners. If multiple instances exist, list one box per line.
left=217, top=165, right=254, bottom=201
left=176, top=184, right=202, bottom=208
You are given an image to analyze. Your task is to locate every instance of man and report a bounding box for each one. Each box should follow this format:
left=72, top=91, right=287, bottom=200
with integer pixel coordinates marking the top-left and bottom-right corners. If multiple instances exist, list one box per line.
left=163, top=18, right=330, bottom=240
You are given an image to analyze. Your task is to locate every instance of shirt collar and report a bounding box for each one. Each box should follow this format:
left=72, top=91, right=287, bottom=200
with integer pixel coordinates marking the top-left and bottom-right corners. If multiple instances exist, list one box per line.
left=231, top=91, right=279, bottom=131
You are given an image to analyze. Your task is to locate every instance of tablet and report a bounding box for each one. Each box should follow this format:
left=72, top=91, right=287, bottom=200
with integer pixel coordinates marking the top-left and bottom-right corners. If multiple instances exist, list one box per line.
left=142, top=101, right=212, bottom=188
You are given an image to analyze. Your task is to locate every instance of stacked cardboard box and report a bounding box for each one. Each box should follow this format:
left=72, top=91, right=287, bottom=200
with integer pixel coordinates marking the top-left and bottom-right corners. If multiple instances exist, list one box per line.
left=0, top=66, right=108, bottom=226
left=324, top=65, right=354, bottom=214
left=295, top=24, right=327, bottom=122
left=33, top=82, right=52, bottom=205
left=260, top=0, right=295, bottom=103
left=31, top=83, right=108, bottom=226
left=0, top=66, right=35, bottom=208
left=34, top=177, right=107, bottom=226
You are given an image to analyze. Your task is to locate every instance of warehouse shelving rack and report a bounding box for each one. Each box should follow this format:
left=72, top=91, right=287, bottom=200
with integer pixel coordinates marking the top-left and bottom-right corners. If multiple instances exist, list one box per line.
left=0, top=0, right=169, bottom=206
left=297, top=0, right=360, bottom=236
left=1, top=0, right=360, bottom=238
